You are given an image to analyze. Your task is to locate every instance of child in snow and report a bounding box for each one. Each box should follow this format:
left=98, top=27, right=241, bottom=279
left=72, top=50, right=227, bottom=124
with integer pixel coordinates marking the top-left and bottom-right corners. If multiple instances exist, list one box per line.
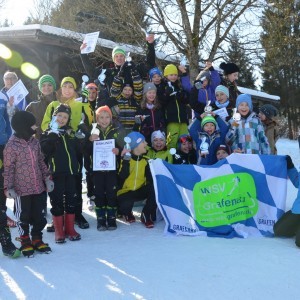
left=160, top=64, right=190, bottom=149
left=3, top=111, right=54, bottom=257
left=134, top=82, right=165, bottom=145
left=225, top=94, right=270, bottom=155
left=258, top=104, right=279, bottom=155
left=40, top=104, right=81, bottom=244
left=147, top=130, right=173, bottom=163
left=117, top=132, right=156, bottom=228
left=88, top=106, right=124, bottom=231
left=172, top=134, right=197, bottom=165
left=189, top=114, right=228, bottom=165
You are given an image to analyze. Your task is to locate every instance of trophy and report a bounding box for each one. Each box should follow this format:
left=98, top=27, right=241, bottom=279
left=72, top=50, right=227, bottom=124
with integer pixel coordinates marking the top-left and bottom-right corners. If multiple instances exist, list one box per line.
left=204, top=100, right=213, bottom=116
left=81, top=74, right=89, bottom=89
left=49, top=116, right=61, bottom=134
left=180, top=56, right=187, bottom=67
left=169, top=148, right=180, bottom=159
left=75, top=113, right=86, bottom=139
left=126, top=52, right=132, bottom=66
left=123, top=136, right=132, bottom=160
left=232, top=108, right=241, bottom=123
left=200, top=137, right=209, bottom=155
left=90, top=123, right=100, bottom=140
left=97, top=69, right=106, bottom=85
left=167, top=81, right=177, bottom=96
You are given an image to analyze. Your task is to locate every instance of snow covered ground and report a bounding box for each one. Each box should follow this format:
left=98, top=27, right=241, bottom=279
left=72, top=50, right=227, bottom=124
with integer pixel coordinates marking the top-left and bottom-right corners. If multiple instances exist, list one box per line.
left=1, top=138, right=299, bottom=300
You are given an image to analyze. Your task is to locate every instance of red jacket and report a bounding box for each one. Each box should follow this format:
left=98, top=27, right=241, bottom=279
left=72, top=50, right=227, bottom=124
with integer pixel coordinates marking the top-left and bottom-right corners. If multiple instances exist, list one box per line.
left=3, top=135, right=49, bottom=196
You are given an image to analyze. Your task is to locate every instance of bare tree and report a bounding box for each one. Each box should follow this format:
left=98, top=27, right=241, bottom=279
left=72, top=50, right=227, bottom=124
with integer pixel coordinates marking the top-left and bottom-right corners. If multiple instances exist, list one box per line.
left=143, top=0, right=264, bottom=79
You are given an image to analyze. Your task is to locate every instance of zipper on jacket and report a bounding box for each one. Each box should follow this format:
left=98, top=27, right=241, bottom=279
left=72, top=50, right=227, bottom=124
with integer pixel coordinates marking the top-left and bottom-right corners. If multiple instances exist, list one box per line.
left=62, top=136, right=73, bottom=175
left=28, top=144, right=38, bottom=193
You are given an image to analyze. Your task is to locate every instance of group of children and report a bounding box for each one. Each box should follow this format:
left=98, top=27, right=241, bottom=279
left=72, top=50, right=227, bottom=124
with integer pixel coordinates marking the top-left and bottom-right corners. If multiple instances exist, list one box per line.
left=0, top=37, right=290, bottom=259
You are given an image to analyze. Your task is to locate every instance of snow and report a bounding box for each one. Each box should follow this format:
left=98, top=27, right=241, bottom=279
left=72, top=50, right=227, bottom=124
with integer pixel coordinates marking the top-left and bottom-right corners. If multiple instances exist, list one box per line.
left=0, top=138, right=299, bottom=300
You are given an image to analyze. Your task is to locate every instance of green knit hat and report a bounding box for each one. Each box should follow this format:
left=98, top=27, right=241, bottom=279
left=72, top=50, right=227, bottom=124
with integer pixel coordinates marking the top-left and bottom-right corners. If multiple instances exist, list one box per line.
left=38, top=74, right=56, bottom=92
left=201, top=115, right=217, bottom=129
left=112, top=46, right=126, bottom=60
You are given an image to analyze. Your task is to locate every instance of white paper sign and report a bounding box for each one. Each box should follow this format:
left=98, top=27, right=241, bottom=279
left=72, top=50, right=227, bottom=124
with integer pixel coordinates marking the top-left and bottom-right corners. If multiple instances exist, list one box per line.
left=6, top=79, right=29, bottom=105
left=93, top=139, right=116, bottom=171
left=81, top=31, right=100, bottom=54
left=213, top=107, right=229, bottom=119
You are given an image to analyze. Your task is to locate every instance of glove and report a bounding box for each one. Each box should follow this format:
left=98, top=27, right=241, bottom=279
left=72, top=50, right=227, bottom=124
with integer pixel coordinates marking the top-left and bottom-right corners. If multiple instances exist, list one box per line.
left=81, top=88, right=89, bottom=103
left=45, top=177, right=54, bottom=192
left=87, top=199, right=95, bottom=212
left=7, top=189, right=17, bottom=199
left=286, top=155, right=295, bottom=169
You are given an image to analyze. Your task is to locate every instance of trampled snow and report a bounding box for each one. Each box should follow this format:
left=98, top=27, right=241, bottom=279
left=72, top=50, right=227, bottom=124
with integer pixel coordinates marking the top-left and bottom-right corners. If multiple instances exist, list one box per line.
left=0, top=138, right=299, bottom=300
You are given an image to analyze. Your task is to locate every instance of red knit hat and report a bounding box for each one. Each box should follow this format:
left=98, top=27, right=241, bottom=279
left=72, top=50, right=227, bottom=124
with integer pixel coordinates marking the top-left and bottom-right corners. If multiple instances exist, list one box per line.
left=96, top=105, right=112, bottom=119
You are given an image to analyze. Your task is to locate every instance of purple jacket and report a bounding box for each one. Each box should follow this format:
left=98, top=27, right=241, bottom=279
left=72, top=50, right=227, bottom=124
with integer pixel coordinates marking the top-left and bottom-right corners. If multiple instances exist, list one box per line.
left=3, top=135, right=49, bottom=196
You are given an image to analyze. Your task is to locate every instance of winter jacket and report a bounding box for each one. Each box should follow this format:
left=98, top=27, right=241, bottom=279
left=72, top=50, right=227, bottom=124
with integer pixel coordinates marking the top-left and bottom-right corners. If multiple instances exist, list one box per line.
left=3, top=135, right=49, bottom=196
left=147, top=147, right=173, bottom=163
left=172, top=149, right=197, bottom=165
left=133, top=107, right=165, bottom=145
left=25, top=93, right=56, bottom=139
left=40, top=130, right=80, bottom=175
left=117, top=154, right=150, bottom=196
left=0, top=94, right=12, bottom=145
left=160, top=79, right=189, bottom=124
left=41, top=98, right=93, bottom=132
left=225, top=112, right=270, bottom=155
left=189, top=116, right=229, bottom=165
left=262, top=119, right=279, bottom=155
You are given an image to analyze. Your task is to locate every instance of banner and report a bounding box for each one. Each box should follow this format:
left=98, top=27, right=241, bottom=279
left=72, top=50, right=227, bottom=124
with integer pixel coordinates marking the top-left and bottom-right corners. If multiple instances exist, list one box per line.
left=149, top=154, right=287, bottom=238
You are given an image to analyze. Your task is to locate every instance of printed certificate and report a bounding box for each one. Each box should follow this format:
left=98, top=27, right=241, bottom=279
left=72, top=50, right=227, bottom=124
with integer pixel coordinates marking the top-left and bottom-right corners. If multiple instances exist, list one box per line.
left=81, top=31, right=100, bottom=54
left=93, top=139, right=116, bottom=171
left=6, top=79, right=29, bottom=105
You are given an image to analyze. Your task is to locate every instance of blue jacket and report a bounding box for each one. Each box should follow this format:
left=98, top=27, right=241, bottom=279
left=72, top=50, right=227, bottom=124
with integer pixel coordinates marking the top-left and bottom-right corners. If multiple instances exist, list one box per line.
left=0, top=93, right=12, bottom=145
left=189, top=115, right=228, bottom=165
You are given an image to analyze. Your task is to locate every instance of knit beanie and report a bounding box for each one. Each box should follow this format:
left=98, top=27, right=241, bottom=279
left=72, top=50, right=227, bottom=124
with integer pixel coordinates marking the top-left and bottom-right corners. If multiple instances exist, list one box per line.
left=215, top=85, right=229, bottom=98
left=216, top=144, right=229, bottom=154
left=53, top=104, right=72, bottom=117
left=143, top=82, right=157, bottom=95
left=38, top=74, right=56, bottom=92
left=164, top=64, right=178, bottom=77
left=259, top=104, right=278, bottom=120
left=149, top=67, right=163, bottom=81
left=86, top=83, right=98, bottom=90
left=236, top=94, right=253, bottom=111
left=96, top=105, right=112, bottom=119
left=177, top=134, right=192, bottom=149
left=201, top=115, right=217, bottom=129
left=127, top=131, right=145, bottom=150
left=219, top=62, right=240, bottom=75
left=11, top=111, right=36, bottom=137
left=151, top=130, right=166, bottom=144
left=112, top=46, right=126, bottom=60
left=61, top=77, right=77, bottom=89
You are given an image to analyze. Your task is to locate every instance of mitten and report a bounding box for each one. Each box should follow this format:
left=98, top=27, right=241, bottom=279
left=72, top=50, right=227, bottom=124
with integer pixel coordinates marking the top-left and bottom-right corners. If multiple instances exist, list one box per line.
left=81, top=88, right=89, bottom=103
left=45, top=177, right=54, bottom=192
left=286, top=155, right=295, bottom=169
left=7, top=189, right=17, bottom=199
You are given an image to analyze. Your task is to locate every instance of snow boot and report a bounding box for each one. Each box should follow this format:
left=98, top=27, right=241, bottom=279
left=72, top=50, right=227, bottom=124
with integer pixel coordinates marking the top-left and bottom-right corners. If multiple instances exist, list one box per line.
left=141, top=212, right=154, bottom=229
left=0, top=227, right=21, bottom=258
left=107, top=206, right=117, bottom=230
left=32, top=236, right=52, bottom=254
left=46, top=221, right=55, bottom=232
left=18, top=235, right=34, bottom=257
left=125, top=212, right=136, bottom=223
left=52, top=215, right=65, bottom=244
left=65, top=214, right=81, bottom=241
left=95, top=206, right=107, bottom=231
left=75, top=213, right=89, bottom=229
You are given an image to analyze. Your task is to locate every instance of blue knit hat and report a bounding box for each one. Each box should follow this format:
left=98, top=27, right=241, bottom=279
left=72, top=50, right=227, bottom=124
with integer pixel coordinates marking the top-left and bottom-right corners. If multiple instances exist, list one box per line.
left=127, top=132, right=145, bottom=150
left=149, top=67, right=163, bottom=81
left=236, top=94, right=253, bottom=111
left=215, top=85, right=229, bottom=98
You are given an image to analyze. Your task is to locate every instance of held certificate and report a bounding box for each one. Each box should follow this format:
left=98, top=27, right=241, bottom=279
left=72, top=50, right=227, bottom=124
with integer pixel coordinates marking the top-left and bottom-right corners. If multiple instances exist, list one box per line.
left=6, top=79, right=29, bottom=105
left=81, top=31, right=100, bottom=54
left=93, top=139, right=116, bottom=171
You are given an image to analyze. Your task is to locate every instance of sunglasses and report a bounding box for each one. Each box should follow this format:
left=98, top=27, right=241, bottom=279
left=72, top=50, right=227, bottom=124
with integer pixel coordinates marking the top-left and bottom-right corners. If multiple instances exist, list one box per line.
left=179, top=136, right=192, bottom=143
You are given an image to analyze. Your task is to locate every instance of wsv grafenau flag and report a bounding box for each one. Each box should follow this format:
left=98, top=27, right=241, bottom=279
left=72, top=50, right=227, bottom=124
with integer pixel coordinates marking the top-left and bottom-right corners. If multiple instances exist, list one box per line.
left=149, top=154, right=287, bottom=238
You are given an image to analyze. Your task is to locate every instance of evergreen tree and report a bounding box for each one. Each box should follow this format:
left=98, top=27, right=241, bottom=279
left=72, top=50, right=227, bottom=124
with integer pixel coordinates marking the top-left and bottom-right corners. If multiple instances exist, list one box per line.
left=226, top=31, right=256, bottom=89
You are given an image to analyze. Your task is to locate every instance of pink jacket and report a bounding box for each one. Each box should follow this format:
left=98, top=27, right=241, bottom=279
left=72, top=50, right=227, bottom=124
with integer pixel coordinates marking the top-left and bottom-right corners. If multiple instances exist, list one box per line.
left=3, top=135, right=49, bottom=196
